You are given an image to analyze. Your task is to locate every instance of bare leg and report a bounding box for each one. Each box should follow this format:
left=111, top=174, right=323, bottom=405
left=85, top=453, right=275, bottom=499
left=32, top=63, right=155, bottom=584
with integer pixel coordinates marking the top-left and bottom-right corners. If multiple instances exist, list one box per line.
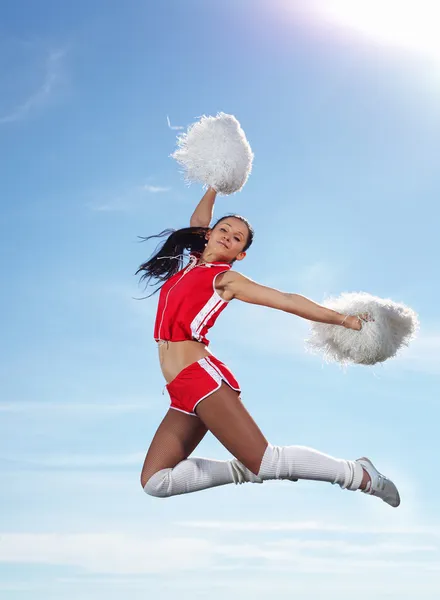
left=142, top=385, right=400, bottom=505
left=195, top=385, right=268, bottom=475
left=142, top=399, right=262, bottom=498
left=143, top=384, right=363, bottom=497
left=196, top=383, right=364, bottom=489
left=140, top=409, right=208, bottom=487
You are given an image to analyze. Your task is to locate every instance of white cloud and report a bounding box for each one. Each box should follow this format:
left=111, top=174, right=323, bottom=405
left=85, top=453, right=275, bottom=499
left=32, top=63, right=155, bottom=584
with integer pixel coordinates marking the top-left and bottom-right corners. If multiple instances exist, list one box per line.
left=6, top=575, right=439, bottom=600
left=10, top=452, right=145, bottom=468
left=143, top=184, right=171, bottom=193
left=87, top=183, right=171, bottom=212
left=0, top=402, right=151, bottom=414
left=387, top=329, right=440, bottom=375
left=0, top=533, right=213, bottom=574
left=0, top=49, right=65, bottom=124
left=88, top=197, right=132, bottom=212
left=0, top=582, right=40, bottom=592
left=167, top=115, right=184, bottom=130
left=177, top=520, right=440, bottom=536
left=179, top=519, right=341, bottom=532
left=0, top=527, right=438, bottom=575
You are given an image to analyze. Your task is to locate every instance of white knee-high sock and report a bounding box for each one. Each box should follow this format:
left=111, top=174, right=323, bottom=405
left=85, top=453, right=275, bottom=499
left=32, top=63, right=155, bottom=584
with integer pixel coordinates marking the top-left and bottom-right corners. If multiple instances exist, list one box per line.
left=257, top=444, right=364, bottom=490
left=144, top=457, right=262, bottom=498
left=144, top=444, right=364, bottom=498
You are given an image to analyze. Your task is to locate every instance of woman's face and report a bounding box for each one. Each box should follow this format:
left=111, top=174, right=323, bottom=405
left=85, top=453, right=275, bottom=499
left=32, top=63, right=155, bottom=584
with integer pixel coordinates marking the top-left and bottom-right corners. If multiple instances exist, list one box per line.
left=205, top=217, right=249, bottom=262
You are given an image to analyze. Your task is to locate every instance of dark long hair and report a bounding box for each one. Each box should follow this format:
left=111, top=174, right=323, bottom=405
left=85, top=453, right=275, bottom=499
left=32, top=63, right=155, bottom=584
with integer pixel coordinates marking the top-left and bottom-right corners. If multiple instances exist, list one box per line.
left=136, top=214, right=254, bottom=295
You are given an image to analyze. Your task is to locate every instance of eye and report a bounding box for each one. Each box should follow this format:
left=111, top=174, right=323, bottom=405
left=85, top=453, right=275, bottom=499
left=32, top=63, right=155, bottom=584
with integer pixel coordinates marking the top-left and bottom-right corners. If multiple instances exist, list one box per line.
left=234, top=236, right=240, bottom=242
left=220, top=227, right=226, bottom=232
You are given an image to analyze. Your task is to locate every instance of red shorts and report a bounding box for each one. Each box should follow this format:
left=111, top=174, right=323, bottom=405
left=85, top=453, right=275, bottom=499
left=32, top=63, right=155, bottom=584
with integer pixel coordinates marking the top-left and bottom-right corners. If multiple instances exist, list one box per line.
left=166, top=355, right=240, bottom=417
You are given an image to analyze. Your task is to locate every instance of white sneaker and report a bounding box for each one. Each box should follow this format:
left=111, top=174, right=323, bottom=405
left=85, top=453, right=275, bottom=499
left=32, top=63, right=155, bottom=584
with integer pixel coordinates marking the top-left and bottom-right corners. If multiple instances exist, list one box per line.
left=356, top=457, right=400, bottom=508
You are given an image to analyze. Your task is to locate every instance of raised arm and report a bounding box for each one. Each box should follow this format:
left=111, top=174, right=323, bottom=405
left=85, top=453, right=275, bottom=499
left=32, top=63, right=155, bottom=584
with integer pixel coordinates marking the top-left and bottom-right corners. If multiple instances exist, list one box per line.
left=189, top=188, right=217, bottom=227
left=219, top=271, right=362, bottom=330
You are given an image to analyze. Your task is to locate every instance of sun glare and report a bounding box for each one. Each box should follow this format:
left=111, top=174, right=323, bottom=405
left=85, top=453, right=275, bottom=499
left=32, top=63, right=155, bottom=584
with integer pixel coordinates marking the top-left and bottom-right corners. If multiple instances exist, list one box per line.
left=315, top=0, right=440, bottom=60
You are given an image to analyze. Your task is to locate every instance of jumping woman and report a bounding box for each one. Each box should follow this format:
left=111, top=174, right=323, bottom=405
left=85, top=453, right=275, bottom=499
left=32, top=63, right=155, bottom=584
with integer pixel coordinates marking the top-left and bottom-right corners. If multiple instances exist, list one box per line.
left=138, top=188, right=400, bottom=507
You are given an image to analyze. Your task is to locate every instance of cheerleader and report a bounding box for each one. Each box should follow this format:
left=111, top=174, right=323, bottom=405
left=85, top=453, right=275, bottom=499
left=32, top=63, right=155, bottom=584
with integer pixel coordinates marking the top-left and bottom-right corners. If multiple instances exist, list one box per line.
left=137, top=188, right=400, bottom=507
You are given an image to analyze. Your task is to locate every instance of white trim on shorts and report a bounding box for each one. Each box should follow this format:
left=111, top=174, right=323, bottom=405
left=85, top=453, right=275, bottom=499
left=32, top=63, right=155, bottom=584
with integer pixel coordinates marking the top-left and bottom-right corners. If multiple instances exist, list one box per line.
left=191, top=357, right=240, bottom=414
left=169, top=405, right=199, bottom=418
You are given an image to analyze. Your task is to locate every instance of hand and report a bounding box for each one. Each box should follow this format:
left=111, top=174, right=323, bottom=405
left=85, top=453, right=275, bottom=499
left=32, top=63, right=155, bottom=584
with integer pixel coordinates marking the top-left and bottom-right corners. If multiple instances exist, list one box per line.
left=341, top=313, right=374, bottom=330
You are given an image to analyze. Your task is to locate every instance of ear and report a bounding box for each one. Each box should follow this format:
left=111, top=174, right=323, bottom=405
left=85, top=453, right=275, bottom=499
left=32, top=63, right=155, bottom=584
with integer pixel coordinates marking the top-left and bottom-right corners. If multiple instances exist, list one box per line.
left=235, top=251, right=246, bottom=262
left=205, top=229, right=211, bottom=240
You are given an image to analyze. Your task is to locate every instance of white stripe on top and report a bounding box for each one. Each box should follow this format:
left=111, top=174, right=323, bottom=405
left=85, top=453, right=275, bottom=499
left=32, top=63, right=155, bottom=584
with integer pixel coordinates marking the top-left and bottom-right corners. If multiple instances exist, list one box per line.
left=190, top=293, right=225, bottom=341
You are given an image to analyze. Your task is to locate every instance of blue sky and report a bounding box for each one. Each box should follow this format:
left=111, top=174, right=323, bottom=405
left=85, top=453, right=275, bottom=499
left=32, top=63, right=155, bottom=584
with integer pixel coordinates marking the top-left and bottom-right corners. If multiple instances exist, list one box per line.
left=1, top=1, right=439, bottom=598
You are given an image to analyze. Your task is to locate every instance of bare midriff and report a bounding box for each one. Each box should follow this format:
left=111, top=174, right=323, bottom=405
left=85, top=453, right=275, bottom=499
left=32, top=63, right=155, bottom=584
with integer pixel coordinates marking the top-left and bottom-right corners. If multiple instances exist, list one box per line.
left=157, top=340, right=213, bottom=383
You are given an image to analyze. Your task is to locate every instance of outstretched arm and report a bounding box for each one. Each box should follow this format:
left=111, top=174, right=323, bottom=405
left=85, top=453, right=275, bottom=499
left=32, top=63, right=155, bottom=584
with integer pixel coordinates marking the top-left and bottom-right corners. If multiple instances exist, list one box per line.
left=220, top=271, right=362, bottom=329
left=189, top=188, right=217, bottom=227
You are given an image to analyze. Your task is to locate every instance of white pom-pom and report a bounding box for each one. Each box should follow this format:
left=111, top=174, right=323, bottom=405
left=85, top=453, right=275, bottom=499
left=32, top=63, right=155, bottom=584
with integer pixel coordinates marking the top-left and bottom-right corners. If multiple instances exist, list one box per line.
left=171, top=112, right=254, bottom=195
left=305, top=292, right=419, bottom=366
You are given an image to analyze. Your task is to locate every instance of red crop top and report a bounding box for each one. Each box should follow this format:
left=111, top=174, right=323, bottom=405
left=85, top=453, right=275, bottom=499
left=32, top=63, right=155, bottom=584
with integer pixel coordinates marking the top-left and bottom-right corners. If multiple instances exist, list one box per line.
left=154, top=255, right=232, bottom=346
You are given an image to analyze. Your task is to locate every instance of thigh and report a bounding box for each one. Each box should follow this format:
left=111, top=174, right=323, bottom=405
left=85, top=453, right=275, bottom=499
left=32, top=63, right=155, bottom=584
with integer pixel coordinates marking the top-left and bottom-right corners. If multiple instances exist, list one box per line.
left=141, top=409, right=208, bottom=487
left=195, top=383, right=268, bottom=475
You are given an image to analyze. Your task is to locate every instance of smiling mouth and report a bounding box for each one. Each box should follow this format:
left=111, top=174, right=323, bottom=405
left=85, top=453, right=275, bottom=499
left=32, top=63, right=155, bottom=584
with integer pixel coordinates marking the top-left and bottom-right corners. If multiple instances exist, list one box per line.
left=218, top=241, right=228, bottom=248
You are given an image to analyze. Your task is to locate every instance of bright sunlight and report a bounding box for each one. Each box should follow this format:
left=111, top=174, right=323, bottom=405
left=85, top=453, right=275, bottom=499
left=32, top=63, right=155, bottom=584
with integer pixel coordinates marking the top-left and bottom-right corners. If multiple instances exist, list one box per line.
left=314, top=0, right=440, bottom=60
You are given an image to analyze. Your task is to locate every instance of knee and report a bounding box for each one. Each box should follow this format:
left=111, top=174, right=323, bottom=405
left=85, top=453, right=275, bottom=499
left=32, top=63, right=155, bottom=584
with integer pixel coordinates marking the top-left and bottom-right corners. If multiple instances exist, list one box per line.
left=241, top=443, right=270, bottom=477
left=141, top=468, right=172, bottom=498
left=240, top=458, right=262, bottom=477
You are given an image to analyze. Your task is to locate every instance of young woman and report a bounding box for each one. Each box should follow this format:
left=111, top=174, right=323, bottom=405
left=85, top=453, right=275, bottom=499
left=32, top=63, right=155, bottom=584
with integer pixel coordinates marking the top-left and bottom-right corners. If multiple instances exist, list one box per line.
left=138, top=188, right=400, bottom=507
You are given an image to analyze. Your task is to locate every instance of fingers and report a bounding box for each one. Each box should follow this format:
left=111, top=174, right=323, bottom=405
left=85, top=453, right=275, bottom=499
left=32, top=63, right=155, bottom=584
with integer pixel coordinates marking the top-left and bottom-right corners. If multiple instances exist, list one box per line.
left=358, top=312, right=375, bottom=322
